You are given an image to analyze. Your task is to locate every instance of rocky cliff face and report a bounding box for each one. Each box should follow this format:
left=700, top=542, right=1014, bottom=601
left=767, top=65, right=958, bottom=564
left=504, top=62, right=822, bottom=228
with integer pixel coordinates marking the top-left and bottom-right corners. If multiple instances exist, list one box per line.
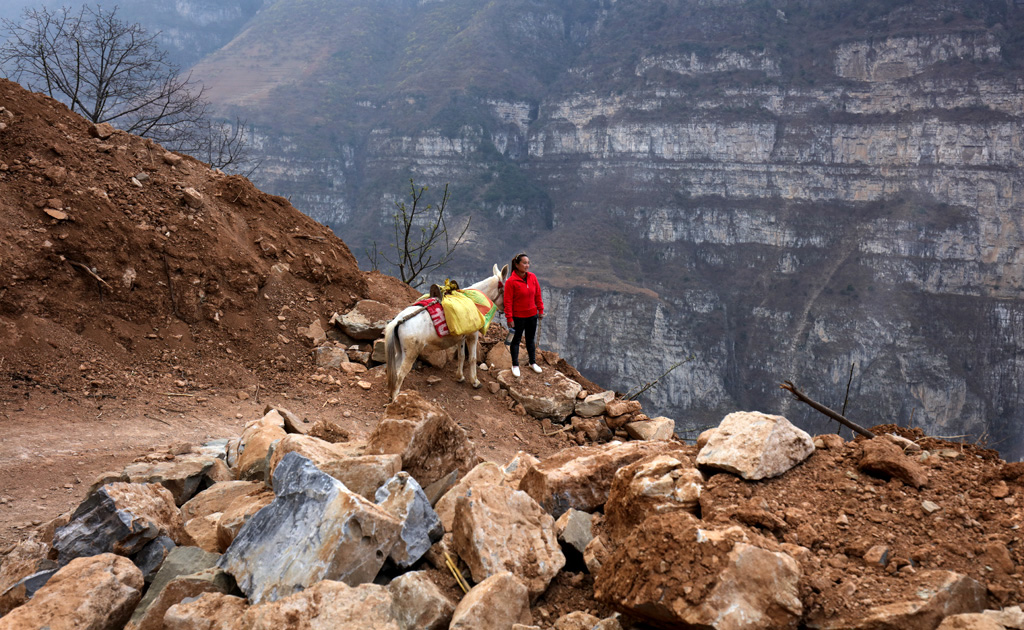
left=189, top=0, right=1024, bottom=460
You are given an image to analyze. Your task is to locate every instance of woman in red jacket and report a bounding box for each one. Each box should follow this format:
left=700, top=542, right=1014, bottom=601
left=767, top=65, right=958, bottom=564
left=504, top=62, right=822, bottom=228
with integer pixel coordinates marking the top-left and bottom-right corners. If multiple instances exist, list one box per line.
left=503, top=252, right=544, bottom=377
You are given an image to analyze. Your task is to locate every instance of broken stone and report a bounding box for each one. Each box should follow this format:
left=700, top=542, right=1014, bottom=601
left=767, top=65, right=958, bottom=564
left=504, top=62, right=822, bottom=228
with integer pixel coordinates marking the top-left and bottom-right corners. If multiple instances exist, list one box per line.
left=555, top=508, right=594, bottom=559
left=126, top=546, right=223, bottom=630
left=234, top=411, right=288, bottom=482
left=584, top=536, right=610, bottom=574
left=696, top=411, right=814, bottom=480
left=604, top=451, right=702, bottom=543
left=162, top=151, right=182, bottom=166
left=243, top=580, right=398, bottom=628
left=265, top=433, right=355, bottom=480
left=575, top=391, right=614, bottom=418
left=624, top=416, right=675, bottom=441
left=264, top=404, right=307, bottom=435
left=452, top=484, right=565, bottom=599
left=218, top=453, right=401, bottom=603
left=554, top=611, right=601, bottom=630
left=449, top=572, right=533, bottom=630
left=315, top=346, right=350, bottom=368
left=595, top=516, right=802, bottom=630
left=503, top=451, right=540, bottom=487
left=0, top=554, right=143, bottom=630
left=123, top=454, right=232, bottom=506
left=388, top=570, right=455, bottom=630
left=496, top=368, right=582, bottom=419
left=572, top=416, right=612, bottom=443
left=372, top=339, right=387, bottom=363
left=813, top=434, right=846, bottom=450
left=375, top=472, right=443, bottom=568
left=215, top=489, right=275, bottom=552
left=300, top=319, right=327, bottom=346
left=184, top=514, right=221, bottom=553
left=519, top=441, right=682, bottom=518
left=131, top=536, right=176, bottom=584
left=604, top=399, right=642, bottom=418
left=366, top=392, right=478, bottom=488
left=180, top=480, right=265, bottom=522
left=334, top=300, right=399, bottom=340
left=54, top=482, right=190, bottom=566
left=43, top=207, right=68, bottom=221
left=0, top=536, right=57, bottom=615
left=163, top=593, right=249, bottom=630
left=307, top=418, right=349, bottom=443
left=811, top=570, right=985, bottom=630
left=859, top=437, right=929, bottom=489
left=317, top=453, right=403, bottom=501
left=486, top=343, right=513, bottom=371
left=435, top=461, right=506, bottom=531
left=182, top=187, right=204, bottom=209
left=90, top=122, right=116, bottom=139
left=43, top=165, right=67, bottom=185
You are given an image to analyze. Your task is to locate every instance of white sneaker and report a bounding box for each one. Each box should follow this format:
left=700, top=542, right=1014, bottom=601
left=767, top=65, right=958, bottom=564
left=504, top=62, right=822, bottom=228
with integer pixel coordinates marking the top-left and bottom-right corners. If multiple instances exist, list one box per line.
left=530, top=364, right=542, bottom=374
left=511, top=366, right=521, bottom=378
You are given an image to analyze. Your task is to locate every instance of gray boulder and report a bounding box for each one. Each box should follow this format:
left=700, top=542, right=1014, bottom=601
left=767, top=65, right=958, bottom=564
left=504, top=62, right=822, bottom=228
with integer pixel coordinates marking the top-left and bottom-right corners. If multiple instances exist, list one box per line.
left=218, top=453, right=401, bottom=603
left=375, top=472, right=443, bottom=568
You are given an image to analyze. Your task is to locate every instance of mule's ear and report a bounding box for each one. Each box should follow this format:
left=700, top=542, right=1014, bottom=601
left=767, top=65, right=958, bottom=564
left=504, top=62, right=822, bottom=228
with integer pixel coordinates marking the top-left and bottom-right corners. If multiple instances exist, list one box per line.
left=500, top=264, right=509, bottom=280
left=493, top=263, right=500, bottom=279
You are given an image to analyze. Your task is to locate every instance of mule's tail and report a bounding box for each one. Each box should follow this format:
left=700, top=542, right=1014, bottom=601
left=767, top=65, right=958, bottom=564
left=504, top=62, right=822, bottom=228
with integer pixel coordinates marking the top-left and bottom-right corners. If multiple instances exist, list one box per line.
left=384, top=318, right=403, bottom=399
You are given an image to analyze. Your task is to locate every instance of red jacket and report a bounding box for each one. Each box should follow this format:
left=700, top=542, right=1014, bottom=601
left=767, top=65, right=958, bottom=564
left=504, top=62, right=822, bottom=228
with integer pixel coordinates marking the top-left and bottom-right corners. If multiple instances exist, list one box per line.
left=504, top=271, right=543, bottom=325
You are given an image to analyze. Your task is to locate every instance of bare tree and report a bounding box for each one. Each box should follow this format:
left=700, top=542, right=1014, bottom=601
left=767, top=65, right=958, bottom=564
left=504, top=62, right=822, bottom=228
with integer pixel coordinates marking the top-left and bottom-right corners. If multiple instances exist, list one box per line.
left=370, top=179, right=472, bottom=288
left=0, top=5, right=255, bottom=173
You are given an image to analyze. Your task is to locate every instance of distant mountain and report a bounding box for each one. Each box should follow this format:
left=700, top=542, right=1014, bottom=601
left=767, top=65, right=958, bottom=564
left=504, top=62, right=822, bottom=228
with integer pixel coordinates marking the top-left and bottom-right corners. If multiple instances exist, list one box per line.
left=188, top=0, right=1024, bottom=459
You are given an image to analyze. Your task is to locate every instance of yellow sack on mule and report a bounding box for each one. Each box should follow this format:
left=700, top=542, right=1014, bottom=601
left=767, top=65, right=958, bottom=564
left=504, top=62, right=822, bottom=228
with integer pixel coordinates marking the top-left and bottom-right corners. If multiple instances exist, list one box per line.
left=441, top=291, right=486, bottom=335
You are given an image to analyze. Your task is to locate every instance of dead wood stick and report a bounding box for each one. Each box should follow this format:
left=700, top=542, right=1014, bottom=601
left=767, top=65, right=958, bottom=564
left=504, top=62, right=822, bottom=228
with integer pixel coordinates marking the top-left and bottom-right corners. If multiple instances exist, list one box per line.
left=64, top=259, right=112, bottom=289
left=162, top=392, right=195, bottom=397
left=163, top=255, right=180, bottom=319
left=544, top=425, right=573, bottom=437
left=144, top=413, right=172, bottom=426
left=625, top=355, right=693, bottom=401
left=780, top=380, right=876, bottom=439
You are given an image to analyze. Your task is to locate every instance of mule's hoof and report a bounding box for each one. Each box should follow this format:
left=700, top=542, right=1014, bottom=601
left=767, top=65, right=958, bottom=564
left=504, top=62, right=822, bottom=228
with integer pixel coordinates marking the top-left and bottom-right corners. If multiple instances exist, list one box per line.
left=472, top=381, right=482, bottom=389
left=456, top=376, right=466, bottom=383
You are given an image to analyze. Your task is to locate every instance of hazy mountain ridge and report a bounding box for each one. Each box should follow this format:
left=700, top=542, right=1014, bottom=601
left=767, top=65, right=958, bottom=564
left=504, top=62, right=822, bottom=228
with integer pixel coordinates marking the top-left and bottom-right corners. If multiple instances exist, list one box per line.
left=181, top=0, right=1024, bottom=459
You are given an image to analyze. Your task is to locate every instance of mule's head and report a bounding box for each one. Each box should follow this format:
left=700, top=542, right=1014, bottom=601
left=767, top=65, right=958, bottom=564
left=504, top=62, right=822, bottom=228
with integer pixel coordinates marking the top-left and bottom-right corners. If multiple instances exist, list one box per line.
left=489, top=263, right=510, bottom=310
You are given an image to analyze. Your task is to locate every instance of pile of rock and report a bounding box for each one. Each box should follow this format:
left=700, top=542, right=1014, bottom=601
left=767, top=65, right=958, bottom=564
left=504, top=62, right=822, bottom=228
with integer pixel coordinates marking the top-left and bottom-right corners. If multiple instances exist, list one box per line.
left=0, top=401, right=1020, bottom=630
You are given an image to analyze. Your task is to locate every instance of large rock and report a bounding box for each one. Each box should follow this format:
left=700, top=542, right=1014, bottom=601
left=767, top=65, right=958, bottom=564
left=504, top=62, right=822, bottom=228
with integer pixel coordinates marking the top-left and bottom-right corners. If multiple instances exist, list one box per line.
left=604, top=451, right=703, bottom=543
left=452, top=484, right=565, bottom=599
left=334, top=300, right=399, bottom=340
left=0, top=536, right=56, bottom=615
left=0, top=553, right=143, bottom=630
left=54, top=482, right=190, bottom=566
left=435, top=461, right=506, bottom=531
left=126, top=567, right=233, bottom=630
left=215, top=489, right=276, bottom=552
left=575, top=390, right=615, bottom=418
left=131, top=536, right=176, bottom=584
left=503, top=451, right=540, bottom=487
left=808, top=571, right=987, bottom=630
left=388, top=571, right=456, bottom=630
left=164, top=593, right=250, bottom=630
left=266, top=433, right=360, bottom=480
left=519, top=441, right=683, bottom=518
left=244, top=580, right=398, bottom=629
left=126, top=546, right=222, bottom=629
left=624, top=416, right=676, bottom=441
left=184, top=513, right=222, bottom=553
left=123, top=454, right=233, bottom=506
left=180, top=480, right=266, bottom=522
left=486, top=343, right=513, bottom=371
left=696, top=411, right=814, bottom=480
left=449, top=572, right=533, bottom=630
left=366, top=392, right=478, bottom=488
left=321, top=454, right=403, bottom=500
left=219, top=452, right=401, bottom=603
left=234, top=411, right=288, bottom=481
left=375, top=472, right=443, bottom=568
left=858, top=437, right=929, bottom=489
left=554, top=509, right=594, bottom=558
left=497, top=369, right=582, bottom=419
left=595, top=515, right=802, bottom=630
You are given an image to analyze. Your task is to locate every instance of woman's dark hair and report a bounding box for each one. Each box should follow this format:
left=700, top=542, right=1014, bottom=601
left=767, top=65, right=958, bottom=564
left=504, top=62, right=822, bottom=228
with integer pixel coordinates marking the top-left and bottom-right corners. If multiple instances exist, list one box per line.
left=511, top=252, right=529, bottom=271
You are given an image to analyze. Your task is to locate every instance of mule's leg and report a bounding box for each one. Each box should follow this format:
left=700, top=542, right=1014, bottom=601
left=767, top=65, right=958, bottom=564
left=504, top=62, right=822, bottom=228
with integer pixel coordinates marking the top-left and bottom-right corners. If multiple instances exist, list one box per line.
left=467, top=332, right=481, bottom=389
left=455, top=337, right=466, bottom=383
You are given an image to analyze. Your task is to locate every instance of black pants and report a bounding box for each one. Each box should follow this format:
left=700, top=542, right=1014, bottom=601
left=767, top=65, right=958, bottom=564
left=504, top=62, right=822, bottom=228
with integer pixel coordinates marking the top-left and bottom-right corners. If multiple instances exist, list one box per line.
left=510, top=315, right=538, bottom=367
